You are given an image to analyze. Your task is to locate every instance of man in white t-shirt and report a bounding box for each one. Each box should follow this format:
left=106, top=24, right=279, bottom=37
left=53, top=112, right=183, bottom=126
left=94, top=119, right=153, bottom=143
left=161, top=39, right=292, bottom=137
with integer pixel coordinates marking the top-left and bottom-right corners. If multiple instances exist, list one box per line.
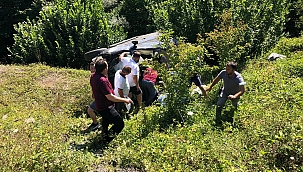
left=114, top=66, right=131, bottom=97
left=119, top=51, right=143, bottom=109
left=114, top=65, right=132, bottom=113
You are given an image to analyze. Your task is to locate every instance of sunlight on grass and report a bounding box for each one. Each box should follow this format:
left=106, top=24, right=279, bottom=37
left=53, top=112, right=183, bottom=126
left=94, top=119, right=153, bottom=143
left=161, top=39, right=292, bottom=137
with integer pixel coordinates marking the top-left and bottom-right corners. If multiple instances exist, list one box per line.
left=1, top=40, right=303, bottom=171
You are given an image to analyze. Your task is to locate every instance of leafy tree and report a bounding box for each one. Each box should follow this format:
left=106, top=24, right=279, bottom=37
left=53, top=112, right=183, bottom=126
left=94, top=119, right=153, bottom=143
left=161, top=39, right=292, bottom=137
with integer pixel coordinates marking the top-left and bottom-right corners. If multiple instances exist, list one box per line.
left=148, top=0, right=216, bottom=43
left=154, top=31, right=209, bottom=126
left=148, top=0, right=288, bottom=67
left=9, top=0, right=126, bottom=68
left=0, top=0, right=44, bottom=62
left=284, top=0, right=303, bottom=37
left=229, top=0, right=289, bottom=58
left=119, top=0, right=156, bottom=37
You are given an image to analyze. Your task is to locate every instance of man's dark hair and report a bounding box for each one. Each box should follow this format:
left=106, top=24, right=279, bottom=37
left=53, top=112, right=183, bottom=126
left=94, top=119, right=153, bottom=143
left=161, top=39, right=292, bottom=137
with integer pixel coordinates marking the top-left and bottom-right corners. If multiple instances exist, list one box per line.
left=227, top=61, right=237, bottom=70
left=133, top=51, right=141, bottom=58
left=95, top=59, right=107, bottom=73
left=122, top=65, right=132, bottom=73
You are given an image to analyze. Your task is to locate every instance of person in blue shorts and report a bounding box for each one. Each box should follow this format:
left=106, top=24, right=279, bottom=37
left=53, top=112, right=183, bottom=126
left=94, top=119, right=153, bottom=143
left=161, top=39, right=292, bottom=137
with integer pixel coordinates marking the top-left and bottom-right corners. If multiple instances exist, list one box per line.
left=190, top=73, right=208, bottom=98
left=84, top=58, right=102, bottom=133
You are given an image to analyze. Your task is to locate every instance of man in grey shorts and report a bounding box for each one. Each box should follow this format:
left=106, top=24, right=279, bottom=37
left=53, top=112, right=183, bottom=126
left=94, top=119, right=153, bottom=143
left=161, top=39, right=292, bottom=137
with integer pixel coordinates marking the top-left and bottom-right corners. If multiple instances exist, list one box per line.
left=206, top=62, right=246, bottom=123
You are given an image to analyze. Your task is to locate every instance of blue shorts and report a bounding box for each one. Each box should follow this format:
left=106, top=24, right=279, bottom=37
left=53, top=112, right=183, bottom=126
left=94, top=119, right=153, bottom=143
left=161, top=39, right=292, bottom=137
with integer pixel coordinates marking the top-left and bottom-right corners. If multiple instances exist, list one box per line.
left=190, top=74, right=202, bottom=86
left=90, top=101, right=96, bottom=110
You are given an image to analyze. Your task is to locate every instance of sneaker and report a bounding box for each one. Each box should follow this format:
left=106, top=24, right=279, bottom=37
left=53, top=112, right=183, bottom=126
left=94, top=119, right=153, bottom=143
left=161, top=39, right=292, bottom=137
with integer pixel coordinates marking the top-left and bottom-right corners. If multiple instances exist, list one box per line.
left=83, top=122, right=101, bottom=133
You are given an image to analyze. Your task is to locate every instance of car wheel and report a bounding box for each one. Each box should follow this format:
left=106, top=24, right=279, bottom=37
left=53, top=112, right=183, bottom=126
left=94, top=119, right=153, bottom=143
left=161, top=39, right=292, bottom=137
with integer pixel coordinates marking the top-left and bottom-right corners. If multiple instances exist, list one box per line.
left=84, top=48, right=107, bottom=61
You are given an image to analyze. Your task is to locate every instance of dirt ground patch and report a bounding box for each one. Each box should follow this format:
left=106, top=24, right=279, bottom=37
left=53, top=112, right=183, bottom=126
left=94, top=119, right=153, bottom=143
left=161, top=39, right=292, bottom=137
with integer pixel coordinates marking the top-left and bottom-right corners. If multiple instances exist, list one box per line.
left=37, top=71, right=71, bottom=90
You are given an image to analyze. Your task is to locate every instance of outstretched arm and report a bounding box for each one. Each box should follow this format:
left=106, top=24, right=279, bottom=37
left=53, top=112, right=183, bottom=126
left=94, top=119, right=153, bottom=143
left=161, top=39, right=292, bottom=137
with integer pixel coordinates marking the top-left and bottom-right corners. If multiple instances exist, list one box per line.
left=206, top=76, right=221, bottom=92
left=119, top=52, right=129, bottom=62
left=199, top=85, right=208, bottom=97
left=105, top=93, right=132, bottom=103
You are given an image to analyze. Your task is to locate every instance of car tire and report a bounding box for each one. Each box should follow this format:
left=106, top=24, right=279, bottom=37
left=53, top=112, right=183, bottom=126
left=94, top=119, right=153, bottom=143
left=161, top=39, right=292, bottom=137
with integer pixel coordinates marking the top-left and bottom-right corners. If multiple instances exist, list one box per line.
left=84, top=48, right=107, bottom=61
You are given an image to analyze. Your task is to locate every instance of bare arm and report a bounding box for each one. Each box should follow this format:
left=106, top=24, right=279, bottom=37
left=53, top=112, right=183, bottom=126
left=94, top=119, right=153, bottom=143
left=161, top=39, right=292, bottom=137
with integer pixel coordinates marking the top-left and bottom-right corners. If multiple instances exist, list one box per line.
left=118, top=89, right=124, bottom=98
left=199, top=85, right=208, bottom=97
left=133, top=75, right=140, bottom=90
left=206, top=76, right=221, bottom=91
left=105, top=93, right=132, bottom=103
left=119, top=52, right=129, bottom=62
left=228, top=85, right=246, bottom=99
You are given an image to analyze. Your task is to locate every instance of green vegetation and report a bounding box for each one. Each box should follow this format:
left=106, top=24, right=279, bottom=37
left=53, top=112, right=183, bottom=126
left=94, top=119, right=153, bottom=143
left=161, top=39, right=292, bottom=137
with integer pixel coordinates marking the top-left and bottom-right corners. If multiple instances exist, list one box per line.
left=4, top=0, right=290, bottom=68
left=1, top=36, right=303, bottom=171
left=8, top=0, right=126, bottom=68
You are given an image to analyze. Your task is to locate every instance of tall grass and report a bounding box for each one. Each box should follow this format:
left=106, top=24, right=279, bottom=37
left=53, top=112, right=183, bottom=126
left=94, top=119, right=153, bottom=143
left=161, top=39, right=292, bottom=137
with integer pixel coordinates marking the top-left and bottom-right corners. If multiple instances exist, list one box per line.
left=1, top=37, right=303, bottom=171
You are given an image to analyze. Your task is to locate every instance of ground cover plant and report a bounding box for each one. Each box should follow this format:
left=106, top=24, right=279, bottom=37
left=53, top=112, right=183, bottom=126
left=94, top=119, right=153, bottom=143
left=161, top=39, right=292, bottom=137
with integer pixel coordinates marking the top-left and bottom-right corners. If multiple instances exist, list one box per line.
left=1, top=36, right=303, bottom=171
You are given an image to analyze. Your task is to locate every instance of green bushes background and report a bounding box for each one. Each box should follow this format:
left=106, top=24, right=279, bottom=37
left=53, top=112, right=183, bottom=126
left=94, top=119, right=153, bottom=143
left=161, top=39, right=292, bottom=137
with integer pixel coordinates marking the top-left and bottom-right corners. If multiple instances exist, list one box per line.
left=2, top=0, right=302, bottom=68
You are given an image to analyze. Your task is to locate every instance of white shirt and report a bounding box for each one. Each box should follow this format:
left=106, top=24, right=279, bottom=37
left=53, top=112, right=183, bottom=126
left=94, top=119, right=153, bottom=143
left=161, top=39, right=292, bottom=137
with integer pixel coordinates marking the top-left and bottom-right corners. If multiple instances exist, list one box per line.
left=121, top=56, right=139, bottom=87
left=114, top=70, right=130, bottom=97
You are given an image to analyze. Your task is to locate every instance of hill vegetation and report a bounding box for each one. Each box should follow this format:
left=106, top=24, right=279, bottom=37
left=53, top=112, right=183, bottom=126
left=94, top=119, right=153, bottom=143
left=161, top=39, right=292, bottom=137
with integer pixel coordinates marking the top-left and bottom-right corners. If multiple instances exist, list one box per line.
left=1, top=36, right=303, bottom=171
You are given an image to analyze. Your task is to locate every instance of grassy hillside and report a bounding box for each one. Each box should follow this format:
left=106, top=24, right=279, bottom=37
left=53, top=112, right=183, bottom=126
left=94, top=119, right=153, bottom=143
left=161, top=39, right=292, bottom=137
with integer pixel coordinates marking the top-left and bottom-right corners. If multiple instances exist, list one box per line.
left=1, top=37, right=303, bottom=171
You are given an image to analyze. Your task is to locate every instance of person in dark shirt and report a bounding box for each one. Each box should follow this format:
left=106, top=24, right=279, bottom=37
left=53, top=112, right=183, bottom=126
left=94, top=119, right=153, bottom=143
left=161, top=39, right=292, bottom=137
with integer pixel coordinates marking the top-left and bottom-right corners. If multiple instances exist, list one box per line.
left=90, top=59, right=133, bottom=143
left=139, top=66, right=158, bottom=107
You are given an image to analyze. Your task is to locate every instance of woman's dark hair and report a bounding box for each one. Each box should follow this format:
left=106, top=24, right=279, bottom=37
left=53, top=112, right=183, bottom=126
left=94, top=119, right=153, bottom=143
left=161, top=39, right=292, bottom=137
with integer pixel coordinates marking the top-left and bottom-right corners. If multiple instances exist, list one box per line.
left=227, top=61, right=237, bottom=70
left=95, top=59, right=107, bottom=73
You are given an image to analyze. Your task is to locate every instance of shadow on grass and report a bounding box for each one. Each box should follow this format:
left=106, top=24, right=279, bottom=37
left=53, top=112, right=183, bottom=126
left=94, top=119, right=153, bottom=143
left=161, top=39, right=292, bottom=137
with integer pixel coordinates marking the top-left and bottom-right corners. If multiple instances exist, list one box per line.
left=212, top=108, right=243, bottom=130
left=71, top=130, right=111, bottom=154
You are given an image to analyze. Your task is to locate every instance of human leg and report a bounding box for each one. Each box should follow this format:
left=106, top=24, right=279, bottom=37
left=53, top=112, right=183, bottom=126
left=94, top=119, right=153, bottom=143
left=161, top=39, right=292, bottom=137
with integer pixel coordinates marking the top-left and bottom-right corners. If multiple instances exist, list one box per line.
left=231, top=98, right=240, bottom=109
left=216, top=93, right=228, bottom=123
left=198, top=86, right=208, bottom=97
left=192, top=74, right=208, bottom=97
left=83, top=102, right=101, bottom=133
left=130, top=86, right=143, bottom=109
left=137, top=92, right=143, bottom=108
left=87, top=102, right=98, bottom=124
left=99, top=107, right=124, bottom=143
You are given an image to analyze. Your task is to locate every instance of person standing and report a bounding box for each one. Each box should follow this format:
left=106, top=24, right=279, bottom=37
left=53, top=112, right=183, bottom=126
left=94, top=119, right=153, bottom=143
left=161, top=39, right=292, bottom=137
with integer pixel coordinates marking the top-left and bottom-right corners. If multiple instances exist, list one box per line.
left=114, top=66, right=132, bottom=113
left=206, top=62, right=246, bottom=123
left=119, top=51, right=143, bottom=109
left=90, top=59, right=132, bottom=143
left=84, top=59, right=102, bottom=133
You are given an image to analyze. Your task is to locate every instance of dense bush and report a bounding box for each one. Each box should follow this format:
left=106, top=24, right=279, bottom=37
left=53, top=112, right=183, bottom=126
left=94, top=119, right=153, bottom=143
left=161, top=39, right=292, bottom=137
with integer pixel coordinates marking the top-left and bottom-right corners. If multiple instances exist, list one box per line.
left=285, top=0, right=303, bottom=37
left=147, top=0, right=288, bottom=67
left=270, top=35, right=303, bottom=57
left=9, top=0, right=126, bottom=69
left=205, top=11, right=252, bottom=68
left=0, top=0, right=45, bottom=61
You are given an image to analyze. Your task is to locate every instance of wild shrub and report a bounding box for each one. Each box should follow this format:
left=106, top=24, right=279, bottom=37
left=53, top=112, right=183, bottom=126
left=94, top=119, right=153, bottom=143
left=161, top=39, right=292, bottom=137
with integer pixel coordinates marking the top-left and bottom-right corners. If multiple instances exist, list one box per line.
left=152, top=33, right=210, bottom=127
left=9, top=0, right=126, bottom=69
left=205, top=11, right=252, bottom=68
left=270, top=36, right=303, bottom=57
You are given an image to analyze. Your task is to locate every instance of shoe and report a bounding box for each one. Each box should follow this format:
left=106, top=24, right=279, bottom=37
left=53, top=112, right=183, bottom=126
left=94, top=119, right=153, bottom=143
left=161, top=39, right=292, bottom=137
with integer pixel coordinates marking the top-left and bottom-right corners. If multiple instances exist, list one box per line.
left=83, top=122, right=101, bottom=133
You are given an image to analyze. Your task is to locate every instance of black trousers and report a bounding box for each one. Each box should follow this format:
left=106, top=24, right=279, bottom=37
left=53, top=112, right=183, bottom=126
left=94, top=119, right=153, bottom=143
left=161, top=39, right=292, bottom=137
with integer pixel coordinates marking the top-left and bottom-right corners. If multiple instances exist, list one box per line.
left=98, top=106, right=124, bottom=142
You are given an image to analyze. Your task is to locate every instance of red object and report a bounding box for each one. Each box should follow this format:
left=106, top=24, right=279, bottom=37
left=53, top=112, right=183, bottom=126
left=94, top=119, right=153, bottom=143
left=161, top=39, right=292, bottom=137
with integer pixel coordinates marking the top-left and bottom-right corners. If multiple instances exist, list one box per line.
left=143, top=68, right=158, bottom=84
